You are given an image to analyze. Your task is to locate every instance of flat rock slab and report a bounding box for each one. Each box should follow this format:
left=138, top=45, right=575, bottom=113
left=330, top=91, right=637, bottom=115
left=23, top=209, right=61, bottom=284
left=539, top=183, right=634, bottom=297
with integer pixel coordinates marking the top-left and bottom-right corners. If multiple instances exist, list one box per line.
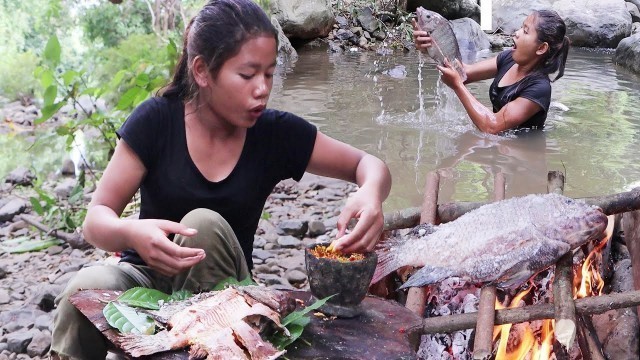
left=70, top=289, right=423, bottom=360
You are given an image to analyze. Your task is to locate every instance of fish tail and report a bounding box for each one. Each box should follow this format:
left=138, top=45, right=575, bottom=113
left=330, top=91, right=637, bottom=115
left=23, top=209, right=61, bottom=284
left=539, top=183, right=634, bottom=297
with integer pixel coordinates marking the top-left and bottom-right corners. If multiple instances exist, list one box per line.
left=118, top=330, right=176, bottom=357
left=371, top=236, right=412, bottom=284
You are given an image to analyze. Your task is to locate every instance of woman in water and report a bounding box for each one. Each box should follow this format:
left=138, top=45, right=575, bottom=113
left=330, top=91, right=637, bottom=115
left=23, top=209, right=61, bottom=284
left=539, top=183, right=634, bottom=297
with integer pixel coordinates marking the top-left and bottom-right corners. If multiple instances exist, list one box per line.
left=414, top=10, right=570, bottom=134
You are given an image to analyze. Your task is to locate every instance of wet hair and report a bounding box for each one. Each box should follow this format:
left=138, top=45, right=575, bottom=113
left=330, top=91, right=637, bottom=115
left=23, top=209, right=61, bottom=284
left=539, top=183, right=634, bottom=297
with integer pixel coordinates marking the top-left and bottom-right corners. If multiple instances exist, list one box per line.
left=531, top=9, right=570, bottom=82
left=160, top=0, right=278, bottom=100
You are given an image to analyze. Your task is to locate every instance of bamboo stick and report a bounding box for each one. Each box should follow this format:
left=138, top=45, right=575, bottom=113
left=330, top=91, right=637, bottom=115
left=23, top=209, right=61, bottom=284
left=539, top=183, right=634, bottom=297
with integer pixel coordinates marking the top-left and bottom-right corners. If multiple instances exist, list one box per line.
left=473, top=173, right=505, bottom=360
left=17, top=214, right=87, bottom=249
left=420, top=289, right=640, bottom=334
left=405, top=171, right=440, bottom=316
left=547, top=171, right=577, bottom=350
left=383, top=187, right=640, bottom=230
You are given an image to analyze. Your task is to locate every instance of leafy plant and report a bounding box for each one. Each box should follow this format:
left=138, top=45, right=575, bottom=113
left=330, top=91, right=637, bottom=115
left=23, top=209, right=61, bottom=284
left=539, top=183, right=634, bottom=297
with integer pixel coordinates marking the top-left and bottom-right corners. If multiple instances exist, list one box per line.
left=28, top=175, right=86, bottom=234
left=103, top=301, right=156, bottom=335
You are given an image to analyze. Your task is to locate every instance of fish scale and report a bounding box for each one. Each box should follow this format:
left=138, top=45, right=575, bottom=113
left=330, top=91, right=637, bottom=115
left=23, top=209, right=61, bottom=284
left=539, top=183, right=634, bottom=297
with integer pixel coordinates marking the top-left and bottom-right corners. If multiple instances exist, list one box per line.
left=372, top=193, right=608, bottom=289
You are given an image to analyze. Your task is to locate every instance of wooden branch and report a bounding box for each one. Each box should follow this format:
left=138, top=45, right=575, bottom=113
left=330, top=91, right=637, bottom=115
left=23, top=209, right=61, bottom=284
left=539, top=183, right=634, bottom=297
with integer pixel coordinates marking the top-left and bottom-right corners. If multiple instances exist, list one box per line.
left=548, top=171, right=577, bottom=350
left=17, top=214, right=88, bottom=249
left=622, top=210, right=640, bottom=321
left=405, top=172, right=440, bottom=316
left=473, top=173, right=505, bottom=360
left=576, top=314, right=606, bottom=360
left=420, top=289, right=640, bottom=334
left=383, top=187, right=640, bottom=231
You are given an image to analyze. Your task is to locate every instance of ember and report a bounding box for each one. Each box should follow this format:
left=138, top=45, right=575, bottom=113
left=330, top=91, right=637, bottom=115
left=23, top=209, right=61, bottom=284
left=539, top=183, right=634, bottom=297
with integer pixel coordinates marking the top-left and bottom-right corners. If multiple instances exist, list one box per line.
left=309, top=245, right=365, bottom=262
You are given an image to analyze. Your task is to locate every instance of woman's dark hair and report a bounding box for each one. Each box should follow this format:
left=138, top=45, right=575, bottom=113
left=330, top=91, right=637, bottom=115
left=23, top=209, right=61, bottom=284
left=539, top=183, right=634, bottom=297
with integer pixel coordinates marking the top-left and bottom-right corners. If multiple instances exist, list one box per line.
left=532, top=9, right=570, bottom=82
left=160, top=0, right=278, bottom=99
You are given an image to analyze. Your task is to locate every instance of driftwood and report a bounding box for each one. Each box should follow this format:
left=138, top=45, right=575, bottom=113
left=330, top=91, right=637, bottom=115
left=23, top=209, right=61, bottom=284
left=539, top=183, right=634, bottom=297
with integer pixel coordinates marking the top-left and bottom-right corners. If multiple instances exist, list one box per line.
left=17, top=214, right=88, bottom=249
left=420, top=289, right=640, bottom=334
left=472, top=173, right=505, bottom=360
left=384, top=187, right=640, bottom=230
left=622, top=210, right=640, bottom=321
left=405, top=171, right=440, bottom=316
left=548, top=171, right=577, bottom=350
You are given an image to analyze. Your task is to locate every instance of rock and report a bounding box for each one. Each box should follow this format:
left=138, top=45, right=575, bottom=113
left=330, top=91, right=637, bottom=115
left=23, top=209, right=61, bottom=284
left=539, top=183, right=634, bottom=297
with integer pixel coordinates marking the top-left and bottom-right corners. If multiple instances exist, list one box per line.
left=554, top=0, right=632, bottom=48
left=5, top=329, right=36, bottom=354
left=277, top=235, right=302, bottom=248
left=252, top=249, right=275, bottom=261
left=0, top=199, right=29, bottom=222
left=277, top=219, right=308, bottom=237
left=4, top=167, right=35, bottom=186
left=27, top=284, right=64, bottom=312
left=271, top=0, right=335, bottom=40
left=26, top=330, right=50, bottom=357
left=0, top=309, right=45, bottom=332
left=614, top=32, right=640, bottom=74
left=285, top=269, right=307, bottom=285
left=628, top=2, right=640, bottom=23
left=356, top=6, right=378, bottom=33
left=53, top=177, right=77, bottom=199
left=307, top=220, right=327, bottom=236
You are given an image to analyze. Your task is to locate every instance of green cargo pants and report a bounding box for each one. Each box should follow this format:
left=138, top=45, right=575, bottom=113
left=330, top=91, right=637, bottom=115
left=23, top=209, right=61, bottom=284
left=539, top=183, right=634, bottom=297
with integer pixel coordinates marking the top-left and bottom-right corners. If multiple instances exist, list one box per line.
left=50, top=209, right=250, bottom=360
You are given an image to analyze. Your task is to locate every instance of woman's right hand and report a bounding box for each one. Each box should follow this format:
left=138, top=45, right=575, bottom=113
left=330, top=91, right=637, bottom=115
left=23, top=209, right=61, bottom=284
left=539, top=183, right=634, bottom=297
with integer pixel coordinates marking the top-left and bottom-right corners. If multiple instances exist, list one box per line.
left=126, top=219, right=206, bottom=276
left=412, top=19, right=432, bottom=52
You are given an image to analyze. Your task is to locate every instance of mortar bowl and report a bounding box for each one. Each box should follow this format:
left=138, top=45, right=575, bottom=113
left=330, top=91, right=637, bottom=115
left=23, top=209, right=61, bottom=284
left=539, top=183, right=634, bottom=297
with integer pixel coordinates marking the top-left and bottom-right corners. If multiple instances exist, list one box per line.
left=305, top=242, right=377, bottom=318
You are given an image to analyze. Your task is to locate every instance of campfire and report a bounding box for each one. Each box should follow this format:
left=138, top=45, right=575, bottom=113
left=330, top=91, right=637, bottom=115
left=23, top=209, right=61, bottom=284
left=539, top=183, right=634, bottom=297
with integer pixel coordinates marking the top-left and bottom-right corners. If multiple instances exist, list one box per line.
left=382, top=170, right=640, bottom=360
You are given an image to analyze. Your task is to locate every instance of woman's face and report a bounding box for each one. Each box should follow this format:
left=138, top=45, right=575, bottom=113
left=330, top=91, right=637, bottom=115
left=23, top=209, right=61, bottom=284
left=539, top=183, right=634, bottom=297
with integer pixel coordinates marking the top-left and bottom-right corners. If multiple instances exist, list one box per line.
left=205, top=35, right=277, bottom=128
left=512, top=14, right=546, bottom=65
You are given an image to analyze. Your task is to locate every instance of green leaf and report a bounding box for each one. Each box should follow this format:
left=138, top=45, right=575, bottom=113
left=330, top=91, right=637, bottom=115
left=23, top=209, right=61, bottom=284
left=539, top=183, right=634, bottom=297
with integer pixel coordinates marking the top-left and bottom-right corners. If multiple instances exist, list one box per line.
left=44, top=35, right=61, bottom=66
left=3, top=238, right=63, bottom=253
left=116, top=287, right=172, bottom=310
left=62, top=70, right=79, bottom=86
left=29, top=197, right=44, bottom=215
left=282, top=294, right=335, bottom=326
left=103, top=302, right=156, bottom=335
left=43, top=85, right=57, bottom=107
left=116, top=87, right=142, bottom=110
left=37, top=102, right=64, bottom=124
left=135, top=73, right=150, bottom=87
left=269, top=316, right=310, bottom=349
left=39, top=69, right=55, bottom=89
left=168, top=290, right=193, bottom=302
left=212, top=276, right=258, bottom=291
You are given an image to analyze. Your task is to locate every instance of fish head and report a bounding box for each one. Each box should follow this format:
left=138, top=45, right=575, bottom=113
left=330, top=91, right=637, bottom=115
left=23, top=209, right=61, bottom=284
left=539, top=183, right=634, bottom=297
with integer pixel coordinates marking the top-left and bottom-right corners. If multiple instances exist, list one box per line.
left=415, top=7, right=447, bottom=34
left=533, top=194, right=608, bottom=248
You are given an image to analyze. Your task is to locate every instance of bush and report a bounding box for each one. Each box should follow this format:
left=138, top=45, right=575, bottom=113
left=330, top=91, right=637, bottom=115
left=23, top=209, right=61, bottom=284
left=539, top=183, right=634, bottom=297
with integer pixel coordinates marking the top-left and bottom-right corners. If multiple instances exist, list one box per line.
left=0, top=50, right=41, bottom=100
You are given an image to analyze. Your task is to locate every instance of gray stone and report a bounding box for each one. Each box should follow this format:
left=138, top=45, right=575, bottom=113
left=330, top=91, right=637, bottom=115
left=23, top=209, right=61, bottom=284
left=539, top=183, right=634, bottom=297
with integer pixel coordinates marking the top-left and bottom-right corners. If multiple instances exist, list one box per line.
left=277, top=235, right=302, bottom=248
left=5, top=329, right=35, bottom=354
left=46, top=245, right=64, bottom=256
left=53, top=177, right=77, bottom=199
left=1, top=309, right=45, bottom=332
left=0, top=289, right=9, bottom=304
left=34, top=313, right=53, bottom=332
left=285, top=269, right=308, bottom=285
left=4, top=167, right=36, bottom=186
left=254, top=273, right=286, bottom=286
left=356, top=6, right=378, bottom=33
left=26, top=330, right=50, bottom=357
left=308, top=220, right=327, bottom=237
left=271, top=0, right=334, bottom=40
left=0, top=199, right=29, bottom=222
left=253, top=237, right=267, bottom=248
left=252, top=249, right=275, bottom=261
left=27, top=284, right=64, bottom=312
left=277, top=219, right=308, bottom=237
left=614, top=32, right=640, bottom=74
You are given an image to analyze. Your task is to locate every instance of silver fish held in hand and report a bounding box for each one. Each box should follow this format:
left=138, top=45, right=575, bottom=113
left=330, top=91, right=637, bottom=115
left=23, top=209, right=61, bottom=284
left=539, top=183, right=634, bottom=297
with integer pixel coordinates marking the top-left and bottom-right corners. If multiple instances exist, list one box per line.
left=372, top=193, right=608, bottom=289
left=416, top=7, right=467, bottom=82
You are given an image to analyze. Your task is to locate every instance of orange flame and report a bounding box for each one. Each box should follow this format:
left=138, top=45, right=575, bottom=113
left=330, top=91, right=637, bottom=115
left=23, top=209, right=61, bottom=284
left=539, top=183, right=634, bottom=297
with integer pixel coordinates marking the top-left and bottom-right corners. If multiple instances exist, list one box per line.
left=493, top=215, right=614, bottom=359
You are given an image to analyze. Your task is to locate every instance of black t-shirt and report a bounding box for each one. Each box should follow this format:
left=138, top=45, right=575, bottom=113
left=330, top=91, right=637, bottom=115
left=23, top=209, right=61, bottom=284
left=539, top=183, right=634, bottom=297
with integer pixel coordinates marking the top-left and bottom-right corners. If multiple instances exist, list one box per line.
left=489, top=50, right=551, bottom=129
left=116, top=96, right=317, bottom=269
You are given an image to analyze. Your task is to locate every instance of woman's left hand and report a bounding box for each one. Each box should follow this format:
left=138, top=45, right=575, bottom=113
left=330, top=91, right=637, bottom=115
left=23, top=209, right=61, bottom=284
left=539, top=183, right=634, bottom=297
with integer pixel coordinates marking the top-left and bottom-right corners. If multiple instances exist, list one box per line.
left=436, top=58, right=464, bottom=89
left=332, top=188, right=384, bottom=254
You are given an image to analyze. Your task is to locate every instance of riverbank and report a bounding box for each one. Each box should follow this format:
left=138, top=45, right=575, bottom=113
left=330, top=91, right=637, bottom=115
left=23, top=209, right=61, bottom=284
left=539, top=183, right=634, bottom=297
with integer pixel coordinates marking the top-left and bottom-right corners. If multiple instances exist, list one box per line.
left=0, top=173, right=356, bottom=359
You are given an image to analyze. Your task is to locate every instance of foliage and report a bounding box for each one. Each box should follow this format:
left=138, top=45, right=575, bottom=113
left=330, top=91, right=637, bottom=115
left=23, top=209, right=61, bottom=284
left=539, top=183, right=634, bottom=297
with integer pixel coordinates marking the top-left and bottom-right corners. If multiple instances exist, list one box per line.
left=28, top=170, right=86, bottom=234
left=0, top=236, right=63, bottom=254
left=81, top=1, right=153, bottom=48
left=0, top=50, right=41, bottom=100
left=35, top=34, right=177, bottom=156
left=103, top=301, right=156, bottom=335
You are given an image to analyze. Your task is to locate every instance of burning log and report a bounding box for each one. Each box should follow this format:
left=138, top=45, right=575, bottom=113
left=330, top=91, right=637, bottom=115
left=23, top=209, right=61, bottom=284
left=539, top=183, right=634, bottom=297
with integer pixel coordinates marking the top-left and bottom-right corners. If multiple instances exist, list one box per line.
left=622, top=210, right=640, bottom=320
left=383, top=187, right=640, bottom=230
left=419, top=289, right=640, bottom=334
left=405, top=171, right=440, bottom=316
left=548, top=171, right=578, bottom=350
left=472, top=173, right=505, bottom=360
left=576, top=314, right=606, bottom=360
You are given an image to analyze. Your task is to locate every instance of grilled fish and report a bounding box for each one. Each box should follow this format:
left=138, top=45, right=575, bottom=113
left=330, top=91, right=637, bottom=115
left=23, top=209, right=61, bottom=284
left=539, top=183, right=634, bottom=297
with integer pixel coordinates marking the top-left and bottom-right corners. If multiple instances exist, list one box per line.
left=372, top=193, right=607, bottom=289
left=118, top=286, right=295, bottom=359
left=416, top=7, right=467, bottom=82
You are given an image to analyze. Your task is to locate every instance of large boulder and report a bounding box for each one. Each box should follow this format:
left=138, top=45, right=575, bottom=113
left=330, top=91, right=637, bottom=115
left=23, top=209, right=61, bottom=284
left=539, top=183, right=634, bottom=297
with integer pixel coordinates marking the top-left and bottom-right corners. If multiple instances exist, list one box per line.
left=491, top=0, right=553, bottom=35
left=271, top=0, right=334, bottom=41
left=407, top=0, right=480, bottom=22
left=271, top=16, right=298, bottom=64
left=613, top=32, right=640, bottom=73
left=450, top=18, right=492, bottom=63
left=553, top=0, right=631, bottom=48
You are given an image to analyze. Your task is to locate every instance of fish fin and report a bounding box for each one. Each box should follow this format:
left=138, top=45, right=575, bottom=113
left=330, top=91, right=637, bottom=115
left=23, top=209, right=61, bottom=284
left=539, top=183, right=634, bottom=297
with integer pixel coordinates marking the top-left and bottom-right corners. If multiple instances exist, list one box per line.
left=398, top=265, right=456, bottom=289
left=452, top=58, right=467, bottom=82
left=492, top=238, right=570, bottom=290
left=118, top=330, right=177, bottom=357
left=371, top=236, right=412, bottom=284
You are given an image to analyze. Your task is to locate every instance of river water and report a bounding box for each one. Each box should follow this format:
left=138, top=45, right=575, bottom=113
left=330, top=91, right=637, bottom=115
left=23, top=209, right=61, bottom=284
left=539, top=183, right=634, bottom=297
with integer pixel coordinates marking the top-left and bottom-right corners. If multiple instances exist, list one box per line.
left=2, top=46, right=639, bottom=213
left=269, top=46, right=640, bottom=211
